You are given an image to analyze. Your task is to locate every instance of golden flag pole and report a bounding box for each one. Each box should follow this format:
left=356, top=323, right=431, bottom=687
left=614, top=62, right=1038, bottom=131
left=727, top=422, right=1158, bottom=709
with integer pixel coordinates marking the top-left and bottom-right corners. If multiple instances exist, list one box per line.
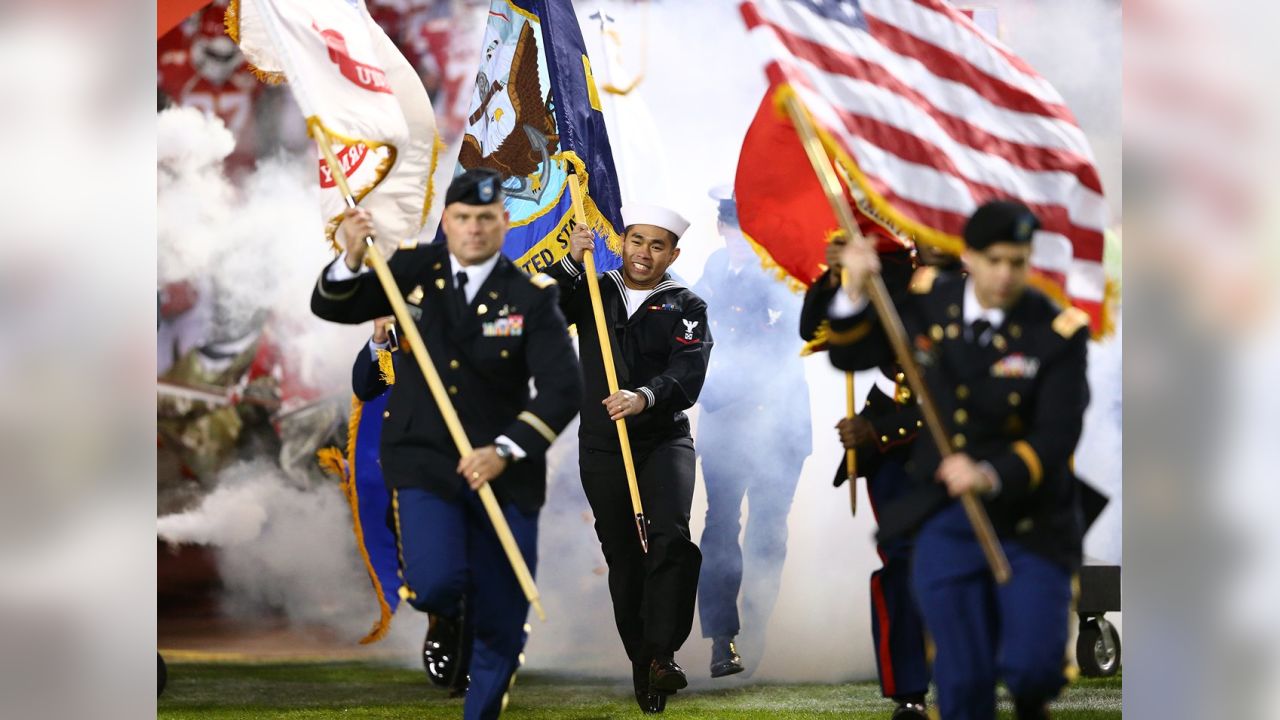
left=777, top=90, right=1011, bottom=584
left=845, top=371, right=857, bottom=516
left=308, top=119, right=547, bottom=619
left=566, top=173, right=649, bottom=554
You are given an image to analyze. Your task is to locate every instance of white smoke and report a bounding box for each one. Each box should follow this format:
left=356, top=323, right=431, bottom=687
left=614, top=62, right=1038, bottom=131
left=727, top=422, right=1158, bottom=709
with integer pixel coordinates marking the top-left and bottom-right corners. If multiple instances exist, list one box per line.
left=157, top=106, right=379, bottom=640
left=158, top=104, right=365, bottom=387
left=158, top=107, right=237, bottom=287
left=158, top=460, right=377, bottom=635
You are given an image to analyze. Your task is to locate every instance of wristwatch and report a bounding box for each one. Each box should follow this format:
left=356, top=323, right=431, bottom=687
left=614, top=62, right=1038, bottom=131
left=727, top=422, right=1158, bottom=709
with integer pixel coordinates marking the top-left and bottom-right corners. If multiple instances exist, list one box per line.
left=494, top=442, right=515, bottom=463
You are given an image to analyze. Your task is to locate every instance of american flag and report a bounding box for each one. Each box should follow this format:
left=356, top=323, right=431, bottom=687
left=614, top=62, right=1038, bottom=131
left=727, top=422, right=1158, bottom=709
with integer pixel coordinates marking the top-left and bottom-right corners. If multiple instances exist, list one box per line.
left=735, top=0, right=1111, bottom=334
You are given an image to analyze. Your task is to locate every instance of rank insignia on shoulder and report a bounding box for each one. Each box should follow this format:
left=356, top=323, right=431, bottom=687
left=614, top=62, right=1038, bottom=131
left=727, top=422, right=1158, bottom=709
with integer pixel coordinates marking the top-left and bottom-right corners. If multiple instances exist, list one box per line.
left=529, top=273, right=556, bottom=289
left=990, top=353, right=1040, bottom=379
left=483, top=315, right=524, bottom=337
left=1053, top=307, right=1090, bottom=338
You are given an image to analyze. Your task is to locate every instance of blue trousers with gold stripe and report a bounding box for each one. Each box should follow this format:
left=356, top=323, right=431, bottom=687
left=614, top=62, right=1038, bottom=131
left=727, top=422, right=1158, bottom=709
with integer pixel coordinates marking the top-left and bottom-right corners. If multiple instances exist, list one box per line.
left=395, top=487, right=538, bottom=720
left=912, top=502, right=1072, bottom=720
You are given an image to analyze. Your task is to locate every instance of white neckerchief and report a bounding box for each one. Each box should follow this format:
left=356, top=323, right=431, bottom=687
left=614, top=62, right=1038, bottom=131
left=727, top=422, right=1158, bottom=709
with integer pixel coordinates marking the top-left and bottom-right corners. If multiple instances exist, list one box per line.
left=449, top=251, right=500, bottom=304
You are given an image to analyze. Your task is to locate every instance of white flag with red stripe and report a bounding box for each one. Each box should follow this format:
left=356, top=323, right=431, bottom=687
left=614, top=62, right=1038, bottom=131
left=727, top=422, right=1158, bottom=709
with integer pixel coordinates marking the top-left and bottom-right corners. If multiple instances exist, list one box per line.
left=737, top=0, right=1111, bottom=334
left=228, top=0, right=439, bottom=254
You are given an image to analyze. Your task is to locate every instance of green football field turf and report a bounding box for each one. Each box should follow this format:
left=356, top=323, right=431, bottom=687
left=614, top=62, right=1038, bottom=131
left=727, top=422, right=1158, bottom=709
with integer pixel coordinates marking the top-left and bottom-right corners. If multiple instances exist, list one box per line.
left=157, top=661, right=1121, bottom=719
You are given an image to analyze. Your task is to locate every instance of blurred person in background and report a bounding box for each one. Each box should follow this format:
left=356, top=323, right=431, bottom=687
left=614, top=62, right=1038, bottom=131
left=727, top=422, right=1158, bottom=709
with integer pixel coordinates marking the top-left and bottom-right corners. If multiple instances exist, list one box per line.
left=157, top=1, right=264, bottom=176
left=692, top=186, right=810, bottom=679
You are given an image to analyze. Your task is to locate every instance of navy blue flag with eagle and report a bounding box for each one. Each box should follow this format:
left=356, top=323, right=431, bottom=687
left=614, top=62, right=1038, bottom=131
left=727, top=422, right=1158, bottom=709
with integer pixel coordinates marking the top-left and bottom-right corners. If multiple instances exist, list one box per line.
left=454, top=0, right=625, bottom=273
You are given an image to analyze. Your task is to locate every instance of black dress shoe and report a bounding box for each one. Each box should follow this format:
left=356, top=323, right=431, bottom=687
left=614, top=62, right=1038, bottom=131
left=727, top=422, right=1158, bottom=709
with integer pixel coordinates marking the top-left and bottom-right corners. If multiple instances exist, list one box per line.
left=648, top=657, right=688, bottom=694
left=447, top=615, right=474, bottom=698
left=632, top=661, right=666, bottom=714
left=892, top=701, right=929, bottom=719
left=422, top=613, right=459, bottom=688
left=709, top=637, right=745, bottom=678
left=1014, top=698, right=1050, bottom=720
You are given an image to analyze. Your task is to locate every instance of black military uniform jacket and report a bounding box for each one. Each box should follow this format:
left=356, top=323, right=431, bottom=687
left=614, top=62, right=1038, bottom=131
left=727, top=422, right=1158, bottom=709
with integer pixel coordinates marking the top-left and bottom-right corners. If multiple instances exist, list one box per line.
left=801, top=256, right=923, bottom=485
left=544, top=255, right=713, bottom=453
left=311, top=243, right=584, bottom=513
left=827, top=272, right=1091, bottom=568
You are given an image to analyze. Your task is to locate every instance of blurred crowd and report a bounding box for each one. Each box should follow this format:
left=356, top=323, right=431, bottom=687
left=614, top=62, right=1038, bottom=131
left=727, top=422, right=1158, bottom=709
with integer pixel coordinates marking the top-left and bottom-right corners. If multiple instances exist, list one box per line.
left=158, top=0, right=481, bottom=175
left=155, top=0, right=486, bottom=515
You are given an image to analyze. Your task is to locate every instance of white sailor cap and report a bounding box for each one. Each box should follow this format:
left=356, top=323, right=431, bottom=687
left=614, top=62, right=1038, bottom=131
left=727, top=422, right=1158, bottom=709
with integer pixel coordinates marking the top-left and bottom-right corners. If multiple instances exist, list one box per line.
left=621, top=204, right=691, bottom=241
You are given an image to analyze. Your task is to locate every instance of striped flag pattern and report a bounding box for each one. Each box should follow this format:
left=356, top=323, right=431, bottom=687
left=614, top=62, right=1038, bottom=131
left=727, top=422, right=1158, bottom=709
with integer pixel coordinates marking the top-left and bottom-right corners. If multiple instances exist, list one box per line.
left=738, top=0, right=1110, bottom=333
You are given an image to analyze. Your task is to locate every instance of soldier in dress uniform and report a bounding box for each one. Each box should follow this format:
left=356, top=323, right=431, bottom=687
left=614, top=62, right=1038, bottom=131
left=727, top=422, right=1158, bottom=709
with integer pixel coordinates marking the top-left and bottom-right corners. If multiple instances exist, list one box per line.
left=826, top=200, right=1092, bottom=720
left=693, top=187, right=810, bottom=679
left=312, top=168, right=583, bottom=720
left=800, top=237, right=935, bottom=720
left=544, top=206, right=712, bottom=714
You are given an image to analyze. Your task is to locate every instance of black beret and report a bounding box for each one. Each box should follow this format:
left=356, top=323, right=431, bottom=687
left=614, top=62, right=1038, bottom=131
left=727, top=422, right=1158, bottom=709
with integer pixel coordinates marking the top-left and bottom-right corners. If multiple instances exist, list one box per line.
left=446, top=167, right=505, bottom=206
left=963, top=200, right=1040, bottom=250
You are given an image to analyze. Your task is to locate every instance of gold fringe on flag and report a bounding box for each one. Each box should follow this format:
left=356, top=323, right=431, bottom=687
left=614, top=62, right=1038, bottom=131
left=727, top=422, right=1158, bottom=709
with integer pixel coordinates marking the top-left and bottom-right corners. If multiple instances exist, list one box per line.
left=376, top=348, right=396, bottom=386
left=738, top=229, right=811, bottom=295
left=512, top=151, right=623, bottom=270
left=315, top=446, right=348, bottom=481
left=339, top=395, right=395, bottom=644
left=420, top=131, right=445, bottom=228
left=223, top=0, right=287, bottom=85
left=314, top=117, right=398, bottom=254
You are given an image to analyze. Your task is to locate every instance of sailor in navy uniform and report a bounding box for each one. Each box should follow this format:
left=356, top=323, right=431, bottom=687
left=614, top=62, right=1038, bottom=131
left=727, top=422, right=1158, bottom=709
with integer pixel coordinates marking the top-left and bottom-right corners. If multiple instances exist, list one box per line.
left=544, top=205, right=711, bottom=713
left=693, top=187, right=810, bottom=678
left=800, top=243, right=933, bottom=719
left=825, top=201, right=1091, bottom=720
left=311, top=168, right=583, bottom=720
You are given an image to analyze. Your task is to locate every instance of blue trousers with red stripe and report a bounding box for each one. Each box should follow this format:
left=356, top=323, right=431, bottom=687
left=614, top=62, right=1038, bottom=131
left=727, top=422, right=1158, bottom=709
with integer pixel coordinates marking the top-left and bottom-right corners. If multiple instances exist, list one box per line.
left=912, top=502, right=1072, bottom=720
left=395, top=487, right=538, bottom=720
left=866, top=459, right=931, bottom=701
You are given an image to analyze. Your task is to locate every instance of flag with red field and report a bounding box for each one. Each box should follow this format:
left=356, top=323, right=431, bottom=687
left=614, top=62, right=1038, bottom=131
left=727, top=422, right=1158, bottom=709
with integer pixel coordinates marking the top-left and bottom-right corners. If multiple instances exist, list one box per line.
left=735, top=0, right=1112, bottom=335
